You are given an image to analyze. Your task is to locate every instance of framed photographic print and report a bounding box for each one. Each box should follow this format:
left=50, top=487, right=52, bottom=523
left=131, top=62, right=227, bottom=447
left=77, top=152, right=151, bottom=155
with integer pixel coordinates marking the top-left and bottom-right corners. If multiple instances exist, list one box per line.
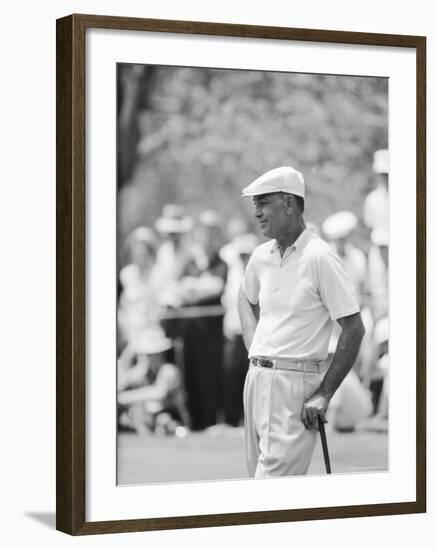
left=56, top=14, right=426, bottom=535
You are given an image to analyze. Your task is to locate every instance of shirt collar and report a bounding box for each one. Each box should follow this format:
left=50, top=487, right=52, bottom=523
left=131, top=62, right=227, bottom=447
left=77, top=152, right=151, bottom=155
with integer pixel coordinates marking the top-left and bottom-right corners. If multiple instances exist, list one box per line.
left=270, top=227, right=315, bottom=255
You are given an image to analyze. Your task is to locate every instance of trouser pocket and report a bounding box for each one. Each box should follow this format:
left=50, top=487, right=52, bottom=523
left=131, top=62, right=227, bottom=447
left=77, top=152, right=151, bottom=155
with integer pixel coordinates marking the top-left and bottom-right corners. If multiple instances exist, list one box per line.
left=302, top=371, right=322, bottom=401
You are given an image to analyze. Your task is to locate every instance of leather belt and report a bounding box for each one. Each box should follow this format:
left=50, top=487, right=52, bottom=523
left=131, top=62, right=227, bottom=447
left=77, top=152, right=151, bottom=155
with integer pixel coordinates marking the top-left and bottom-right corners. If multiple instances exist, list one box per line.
left=251, top=356, right=321, bottom=374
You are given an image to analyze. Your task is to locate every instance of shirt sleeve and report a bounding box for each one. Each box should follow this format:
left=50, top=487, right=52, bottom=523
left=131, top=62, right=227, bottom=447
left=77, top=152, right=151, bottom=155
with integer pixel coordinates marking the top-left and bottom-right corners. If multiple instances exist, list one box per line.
left=241, top=253, right=260, bottom=305
left=316, top=249, right=360, bottom=320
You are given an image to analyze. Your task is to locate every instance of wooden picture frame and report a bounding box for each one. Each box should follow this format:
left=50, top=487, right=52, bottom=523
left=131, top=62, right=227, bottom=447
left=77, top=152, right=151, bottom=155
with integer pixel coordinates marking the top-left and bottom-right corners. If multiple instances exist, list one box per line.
left=56, top=13, right=426, bottom=535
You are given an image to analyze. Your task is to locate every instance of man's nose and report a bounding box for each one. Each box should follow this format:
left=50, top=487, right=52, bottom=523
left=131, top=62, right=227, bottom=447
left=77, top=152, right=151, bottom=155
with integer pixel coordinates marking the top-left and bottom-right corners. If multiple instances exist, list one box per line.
left=254, top=207, right=262, bottom=219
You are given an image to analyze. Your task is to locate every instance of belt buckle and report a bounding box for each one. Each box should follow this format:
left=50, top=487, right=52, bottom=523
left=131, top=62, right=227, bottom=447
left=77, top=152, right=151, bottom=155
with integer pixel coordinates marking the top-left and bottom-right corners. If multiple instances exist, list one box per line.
left=260, top=358, right=273, bottom=369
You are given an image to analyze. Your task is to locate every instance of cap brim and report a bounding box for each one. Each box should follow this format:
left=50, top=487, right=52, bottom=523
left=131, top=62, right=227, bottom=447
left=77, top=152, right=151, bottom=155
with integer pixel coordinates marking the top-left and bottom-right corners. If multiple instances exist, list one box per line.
left=241, top=189, right=304, bottom=198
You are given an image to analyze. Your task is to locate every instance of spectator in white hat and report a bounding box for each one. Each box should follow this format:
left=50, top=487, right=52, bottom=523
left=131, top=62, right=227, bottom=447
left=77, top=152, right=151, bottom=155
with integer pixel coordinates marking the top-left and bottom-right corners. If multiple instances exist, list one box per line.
left=322, top=211, right=373, bottom=376
left=154, top=204, right=195, bottom=307
left=239, top=166, right=365, bottom=477
left=175, top=209, right=229, bottom=431
left=322, top=211, right=367, bottom=300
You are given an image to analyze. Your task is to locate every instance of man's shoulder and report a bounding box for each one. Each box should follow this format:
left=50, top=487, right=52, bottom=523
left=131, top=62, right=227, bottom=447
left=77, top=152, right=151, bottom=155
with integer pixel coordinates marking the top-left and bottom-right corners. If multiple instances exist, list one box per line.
left=302, top=235, right=348, bottom=276
left=251, top=239, right=275, bottom=259
left=304, top=234, right=332, bottom=260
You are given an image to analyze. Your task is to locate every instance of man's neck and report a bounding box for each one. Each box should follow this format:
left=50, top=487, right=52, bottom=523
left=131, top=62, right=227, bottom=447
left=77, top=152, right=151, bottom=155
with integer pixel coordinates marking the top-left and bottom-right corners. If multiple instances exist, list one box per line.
left=276, top=221, right=307, bottom=257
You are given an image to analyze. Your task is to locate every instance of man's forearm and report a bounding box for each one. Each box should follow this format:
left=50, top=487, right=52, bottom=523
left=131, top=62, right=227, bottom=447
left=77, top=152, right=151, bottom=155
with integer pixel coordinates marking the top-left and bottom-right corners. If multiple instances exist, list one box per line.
left=301, top=313, right=365, bottom=430
left=319, top=319, right=365, bottom=400
left=238, top=287, right=259, bottom=351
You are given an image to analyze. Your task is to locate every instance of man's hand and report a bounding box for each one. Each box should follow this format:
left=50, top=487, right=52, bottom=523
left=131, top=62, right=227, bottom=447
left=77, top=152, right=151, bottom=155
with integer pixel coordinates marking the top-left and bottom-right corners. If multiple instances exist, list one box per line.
left=301, top=392, right=330, bottom=430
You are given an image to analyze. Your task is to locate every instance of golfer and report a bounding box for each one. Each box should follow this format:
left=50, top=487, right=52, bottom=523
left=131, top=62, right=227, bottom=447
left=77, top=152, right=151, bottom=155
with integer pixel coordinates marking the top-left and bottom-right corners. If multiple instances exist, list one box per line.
left=238, top=166, right=365, bottom=477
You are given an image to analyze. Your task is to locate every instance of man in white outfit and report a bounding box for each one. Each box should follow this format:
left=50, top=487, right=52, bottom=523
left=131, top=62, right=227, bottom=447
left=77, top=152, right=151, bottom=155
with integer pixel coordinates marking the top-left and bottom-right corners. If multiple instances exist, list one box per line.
left=238, top=166, right=365, bottom=477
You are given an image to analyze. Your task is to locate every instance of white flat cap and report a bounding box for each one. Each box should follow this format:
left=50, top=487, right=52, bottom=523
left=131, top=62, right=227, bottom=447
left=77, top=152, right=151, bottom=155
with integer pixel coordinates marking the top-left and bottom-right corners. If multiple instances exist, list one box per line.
left=241, top=166, right=305, bottom=198
left=322, top=211, right=358, bottom=240
left=373, top=149, right=389, bottom=174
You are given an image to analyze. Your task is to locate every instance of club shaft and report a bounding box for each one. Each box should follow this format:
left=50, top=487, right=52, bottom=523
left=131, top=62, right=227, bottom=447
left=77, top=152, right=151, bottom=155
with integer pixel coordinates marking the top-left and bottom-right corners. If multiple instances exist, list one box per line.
left=318, top=416, right=332, bottom=474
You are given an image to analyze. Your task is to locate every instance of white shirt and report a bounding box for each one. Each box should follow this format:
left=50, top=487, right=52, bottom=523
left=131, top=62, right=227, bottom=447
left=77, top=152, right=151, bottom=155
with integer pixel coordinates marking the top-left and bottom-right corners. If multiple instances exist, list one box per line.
left=242, top=228, right=360, bottom=361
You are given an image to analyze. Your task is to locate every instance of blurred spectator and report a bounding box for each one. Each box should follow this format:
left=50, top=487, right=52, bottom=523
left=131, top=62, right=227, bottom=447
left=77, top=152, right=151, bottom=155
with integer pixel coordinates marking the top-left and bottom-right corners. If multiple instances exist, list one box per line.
left=361, top=317, right=389, bottom=410
left=322, top=211, right=371, bottom=369
left=154, top=204, right=194, bottom=307
left=220, top=216, right=249, bottom=266
left=317, top=207, right=378, bottom=430
left=322, top=211, right=366, bottom=299
left=177, top=210, right=228, bottom=430
left=326, top=369, right=373, bottom=433
left=118, top=328, right=189, bottom=436
left=181, top=209, right=228, bottom=305
left=364, top=149, right=389, bottom=244
left=357, top=316, right=389, bottom=432
left=117, top=227, right=162, bottom=363
left=366, top=227, right=389, bottom=321
left=221, top=233, right=258, bottom=426
left=363, top=149, right=389, bottom=320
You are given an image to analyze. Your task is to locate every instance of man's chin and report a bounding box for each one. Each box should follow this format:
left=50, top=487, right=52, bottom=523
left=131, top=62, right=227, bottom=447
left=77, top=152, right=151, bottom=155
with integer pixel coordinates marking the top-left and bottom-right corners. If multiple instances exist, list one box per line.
left=259, top=223, right=268, bottom=235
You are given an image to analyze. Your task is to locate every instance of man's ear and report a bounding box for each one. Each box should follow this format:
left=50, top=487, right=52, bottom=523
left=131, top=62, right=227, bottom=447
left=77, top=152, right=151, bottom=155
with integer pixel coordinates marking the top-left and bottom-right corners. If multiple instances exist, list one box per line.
left=285, top=195, right=294, bottom=214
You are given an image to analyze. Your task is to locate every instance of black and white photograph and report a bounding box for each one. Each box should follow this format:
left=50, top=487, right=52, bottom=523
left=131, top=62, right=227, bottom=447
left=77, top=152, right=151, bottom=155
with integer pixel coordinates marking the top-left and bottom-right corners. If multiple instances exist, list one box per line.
left=115, top=63, right=389, bottom=485
left=1, top=0, right=432, bottom=543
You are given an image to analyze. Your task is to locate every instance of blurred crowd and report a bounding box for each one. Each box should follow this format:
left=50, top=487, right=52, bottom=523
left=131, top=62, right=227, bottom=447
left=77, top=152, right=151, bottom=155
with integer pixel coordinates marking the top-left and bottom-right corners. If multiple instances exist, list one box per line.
left=117, top=149, right=389, bottom=437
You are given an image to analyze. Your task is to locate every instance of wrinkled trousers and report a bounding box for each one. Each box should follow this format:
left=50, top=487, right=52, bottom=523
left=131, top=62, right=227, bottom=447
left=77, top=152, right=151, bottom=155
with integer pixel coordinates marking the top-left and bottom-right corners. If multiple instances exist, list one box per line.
left=243, top=361, right=322, bottom=477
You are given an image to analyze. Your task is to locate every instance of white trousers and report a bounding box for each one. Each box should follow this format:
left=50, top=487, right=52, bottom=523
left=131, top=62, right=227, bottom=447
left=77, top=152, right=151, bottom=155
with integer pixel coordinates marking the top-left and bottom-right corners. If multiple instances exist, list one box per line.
left=243, top=363, right=323, bottom=477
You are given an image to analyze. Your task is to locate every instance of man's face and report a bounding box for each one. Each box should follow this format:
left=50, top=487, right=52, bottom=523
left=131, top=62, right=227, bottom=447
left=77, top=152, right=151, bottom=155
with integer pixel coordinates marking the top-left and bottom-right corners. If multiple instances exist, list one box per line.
left=252, top=193, right=290, bottom=239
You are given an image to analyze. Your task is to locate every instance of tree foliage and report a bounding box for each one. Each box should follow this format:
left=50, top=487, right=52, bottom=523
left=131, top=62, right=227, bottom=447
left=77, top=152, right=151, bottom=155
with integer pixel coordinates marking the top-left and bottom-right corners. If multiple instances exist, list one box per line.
left=117, top=64, right=387, bottom=243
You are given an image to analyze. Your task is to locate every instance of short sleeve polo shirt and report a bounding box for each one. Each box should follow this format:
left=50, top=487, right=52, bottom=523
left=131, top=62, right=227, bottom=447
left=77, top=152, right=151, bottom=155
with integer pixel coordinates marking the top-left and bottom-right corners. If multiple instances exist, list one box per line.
left=241, top=228, right=360, bottom=361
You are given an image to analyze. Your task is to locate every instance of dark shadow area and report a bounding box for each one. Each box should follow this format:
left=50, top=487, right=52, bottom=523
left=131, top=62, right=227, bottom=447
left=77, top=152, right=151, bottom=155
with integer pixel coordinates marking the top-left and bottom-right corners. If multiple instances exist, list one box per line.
left=25, top=512, right=56, bottom=529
